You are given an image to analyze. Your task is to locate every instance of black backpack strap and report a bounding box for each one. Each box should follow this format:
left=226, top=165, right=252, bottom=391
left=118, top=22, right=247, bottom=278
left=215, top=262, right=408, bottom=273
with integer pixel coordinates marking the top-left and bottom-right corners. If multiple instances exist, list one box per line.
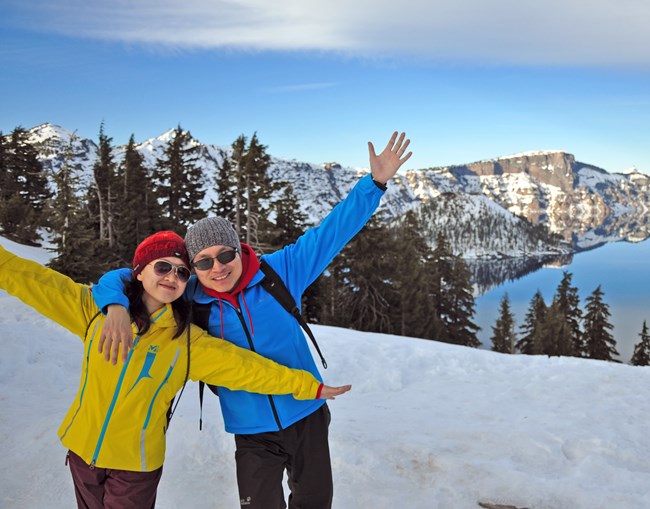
left=192, top=301, right=218, bottom=430
left=259, top=259, right=327, bottom=369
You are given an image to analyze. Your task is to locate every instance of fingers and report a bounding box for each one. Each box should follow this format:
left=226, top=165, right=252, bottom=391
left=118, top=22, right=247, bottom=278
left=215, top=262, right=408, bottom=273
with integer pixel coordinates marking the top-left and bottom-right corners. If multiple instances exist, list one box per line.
left=399, top=150, right=413, bottom=166
left=392, top=132, right=406, bottom=154
left=98, top=334, right=106, bottom=355
left=396, top=138, right=411, bottom=158
left=122, top=337, right=130, bottom=363
left=320, top=384, right=352, bottom=400
left=381, top=132, right=410, bottom=160
left=367, top=141, right=377, bottom=159
left=103, top=336, right=113, bottom=362
left=110, top=337, right=121, bottom=365
left=100, top=334, right=132, bottom=364
left=383, top=131, right=398, bottom=152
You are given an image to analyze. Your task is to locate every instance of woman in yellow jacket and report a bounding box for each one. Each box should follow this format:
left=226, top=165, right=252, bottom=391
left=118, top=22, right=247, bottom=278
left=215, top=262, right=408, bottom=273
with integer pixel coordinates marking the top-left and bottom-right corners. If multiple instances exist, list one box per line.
left=0, top=231, right=350, bottom=509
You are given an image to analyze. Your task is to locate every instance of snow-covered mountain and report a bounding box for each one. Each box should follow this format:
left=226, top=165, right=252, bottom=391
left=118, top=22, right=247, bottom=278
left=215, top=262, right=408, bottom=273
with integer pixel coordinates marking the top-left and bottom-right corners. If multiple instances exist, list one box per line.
left=21, top=123, right=650, bottom=258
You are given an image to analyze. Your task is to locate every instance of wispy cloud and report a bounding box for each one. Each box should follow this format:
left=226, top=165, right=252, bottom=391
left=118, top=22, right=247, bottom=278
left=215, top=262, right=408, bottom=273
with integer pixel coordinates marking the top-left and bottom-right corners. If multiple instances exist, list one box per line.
left=6, top=0, right=650, bottom=67
left=265, top=82, right=339, bottom=93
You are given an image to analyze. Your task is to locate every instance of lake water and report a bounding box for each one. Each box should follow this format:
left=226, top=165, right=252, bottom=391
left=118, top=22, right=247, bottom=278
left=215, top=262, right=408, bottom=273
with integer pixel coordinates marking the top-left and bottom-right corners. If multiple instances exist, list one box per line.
left=474, top=239, right=650, bottom=363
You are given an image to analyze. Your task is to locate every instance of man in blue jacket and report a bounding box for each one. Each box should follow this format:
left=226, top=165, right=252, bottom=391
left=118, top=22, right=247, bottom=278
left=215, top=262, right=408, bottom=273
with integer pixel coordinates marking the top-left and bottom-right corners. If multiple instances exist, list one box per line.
left=94, top=131, right=411, bottom=508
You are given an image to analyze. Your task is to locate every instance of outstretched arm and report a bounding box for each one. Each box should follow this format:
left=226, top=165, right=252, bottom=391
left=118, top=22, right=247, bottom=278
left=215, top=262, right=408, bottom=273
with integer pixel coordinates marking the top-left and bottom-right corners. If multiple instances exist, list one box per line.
left=368, top=131, right=412, bottom=184
left=189, top=329, right=352, bottom=400
left=267, top=130, right=414, bottom=293
left=0, top=245, right=95, bottom=338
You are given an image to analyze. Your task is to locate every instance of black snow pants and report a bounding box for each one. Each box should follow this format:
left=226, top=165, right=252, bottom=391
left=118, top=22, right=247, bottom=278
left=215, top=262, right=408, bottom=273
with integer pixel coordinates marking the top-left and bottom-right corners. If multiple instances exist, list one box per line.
left=234, top=403, right=333, bottom=509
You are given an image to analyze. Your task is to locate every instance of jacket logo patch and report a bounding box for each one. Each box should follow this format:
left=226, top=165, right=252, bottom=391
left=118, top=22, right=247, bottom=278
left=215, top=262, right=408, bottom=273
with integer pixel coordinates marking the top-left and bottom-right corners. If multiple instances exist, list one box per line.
left=127, top=346, right=159, bottom=394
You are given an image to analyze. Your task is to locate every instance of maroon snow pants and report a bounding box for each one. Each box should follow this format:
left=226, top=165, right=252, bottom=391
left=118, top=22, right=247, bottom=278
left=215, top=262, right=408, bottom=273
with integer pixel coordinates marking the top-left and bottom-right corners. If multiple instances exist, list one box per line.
left=67, top=450, right=163, bottom=509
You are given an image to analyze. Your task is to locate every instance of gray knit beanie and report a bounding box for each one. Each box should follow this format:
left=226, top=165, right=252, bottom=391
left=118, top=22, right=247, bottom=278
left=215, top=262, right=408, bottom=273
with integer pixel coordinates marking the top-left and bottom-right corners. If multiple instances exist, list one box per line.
left=185, top=217, right=241, bottom=262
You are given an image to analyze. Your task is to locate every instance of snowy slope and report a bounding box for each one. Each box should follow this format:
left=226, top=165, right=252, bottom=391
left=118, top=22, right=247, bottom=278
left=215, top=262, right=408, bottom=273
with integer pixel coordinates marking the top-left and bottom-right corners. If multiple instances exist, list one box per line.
left=1, top=238, right=649, bottom=509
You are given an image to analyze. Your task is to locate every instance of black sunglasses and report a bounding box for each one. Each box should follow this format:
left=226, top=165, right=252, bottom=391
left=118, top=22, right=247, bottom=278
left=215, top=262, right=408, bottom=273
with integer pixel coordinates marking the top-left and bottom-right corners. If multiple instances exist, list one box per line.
left=150, top=261, right=191, bottom=283
left=191, top=249, right=239, bottom=271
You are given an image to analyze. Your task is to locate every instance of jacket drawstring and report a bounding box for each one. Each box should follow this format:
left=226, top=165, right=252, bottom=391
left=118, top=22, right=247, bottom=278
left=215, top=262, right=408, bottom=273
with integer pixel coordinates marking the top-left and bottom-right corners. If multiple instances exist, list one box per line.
left=218, top=297, right=225, bottom=340
left=241, top=292, right=254, bottom=337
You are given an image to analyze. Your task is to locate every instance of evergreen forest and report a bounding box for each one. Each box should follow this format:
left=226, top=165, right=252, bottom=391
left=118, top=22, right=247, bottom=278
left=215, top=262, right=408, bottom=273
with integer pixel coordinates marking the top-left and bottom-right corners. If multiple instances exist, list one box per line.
left=1, top=125, right=648, bottom=365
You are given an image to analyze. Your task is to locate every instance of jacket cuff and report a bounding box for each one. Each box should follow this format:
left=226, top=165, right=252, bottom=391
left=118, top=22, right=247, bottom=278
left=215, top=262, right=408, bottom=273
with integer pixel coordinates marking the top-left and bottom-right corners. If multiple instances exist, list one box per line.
left=316, top=383, right=324, bottom=399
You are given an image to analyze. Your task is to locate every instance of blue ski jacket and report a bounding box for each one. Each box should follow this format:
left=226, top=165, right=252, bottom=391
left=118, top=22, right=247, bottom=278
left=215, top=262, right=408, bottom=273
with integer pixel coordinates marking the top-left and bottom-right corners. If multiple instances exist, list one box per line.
left=92, top=174, right=385, bottom=434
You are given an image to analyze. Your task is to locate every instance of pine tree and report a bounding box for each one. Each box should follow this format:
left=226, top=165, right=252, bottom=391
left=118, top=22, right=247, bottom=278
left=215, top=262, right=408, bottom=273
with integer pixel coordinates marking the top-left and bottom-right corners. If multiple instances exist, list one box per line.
left=265, top=182, right=322, bottom=321
left=0, top=131, right=11, bottom=228
left=0, top=127, right=51, bottom=243
left=324, top=216, right=396, bottom=333
left=48, top=133, right=100, bottom=282
left=154, top=125, right=206, bottom=234
left=430, top=232, right=455, bottom=343
left=491, top=293, right=516, bottom=353
left=631, top=321, right=650, bottom=366
left=431, top=233, right=481, bottom=347
left=392, top=211, right=436, bottom=339
left=240, top=133, right=276, bottom=250
left=229, top=135, right=247, bottom=234
left=269, top=183, right=309, bottom=249
left=0, top=131, right=7, bottom=203
left=583, top=285, right=619, bottom=361
left=90, top=123, right=118, bottom=246
left=516, top=290, right=547, bottom=355
left=447, top=255, right=481, bottom=347
left=541, top=300, right=565, bottom=356
left=549, top=271, right=583, bottom=357
left=113, top=134, right=163, bottom=264
left=211, top=155, right=237, bottom=219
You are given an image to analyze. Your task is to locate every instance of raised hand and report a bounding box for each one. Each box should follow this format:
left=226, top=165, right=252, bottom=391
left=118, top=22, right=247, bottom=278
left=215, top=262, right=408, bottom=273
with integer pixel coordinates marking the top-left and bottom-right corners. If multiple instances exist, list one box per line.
left=319, top=384, right=352, bottom=400
left=368, top=131, right=412, bottom=184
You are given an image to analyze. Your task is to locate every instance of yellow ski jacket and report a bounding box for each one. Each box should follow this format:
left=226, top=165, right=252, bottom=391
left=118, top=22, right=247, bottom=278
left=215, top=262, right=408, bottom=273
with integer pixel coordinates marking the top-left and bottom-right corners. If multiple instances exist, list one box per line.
left=0, top=246, right=321, bottom=472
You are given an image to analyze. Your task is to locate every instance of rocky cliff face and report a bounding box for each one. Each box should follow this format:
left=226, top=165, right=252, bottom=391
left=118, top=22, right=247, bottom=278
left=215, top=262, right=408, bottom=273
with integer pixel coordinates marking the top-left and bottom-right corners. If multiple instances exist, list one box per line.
left=454, top=151, right=577, bottom=191
left=410, top=151, right=650, bottom=248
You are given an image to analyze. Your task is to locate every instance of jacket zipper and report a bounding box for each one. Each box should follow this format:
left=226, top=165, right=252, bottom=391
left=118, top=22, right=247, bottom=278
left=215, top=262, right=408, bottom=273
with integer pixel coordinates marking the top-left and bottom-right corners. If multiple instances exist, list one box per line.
left=60, top=331, right=98, bottom=442
left=89, top=335, right=141, bottom=468
left=234, top=307, right=283, bottom=431
left=139, top=349, right=180, bottom=471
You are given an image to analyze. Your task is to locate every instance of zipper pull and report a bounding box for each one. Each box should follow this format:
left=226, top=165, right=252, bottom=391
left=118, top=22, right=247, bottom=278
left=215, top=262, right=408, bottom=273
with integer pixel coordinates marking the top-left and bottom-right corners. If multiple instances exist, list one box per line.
left=89, top=460, right=96, bottom=470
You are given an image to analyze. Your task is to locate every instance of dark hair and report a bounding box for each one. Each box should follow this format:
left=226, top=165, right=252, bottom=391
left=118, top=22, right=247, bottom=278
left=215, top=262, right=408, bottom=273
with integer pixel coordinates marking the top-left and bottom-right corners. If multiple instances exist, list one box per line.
left=124, top=275, right=190, bottom=339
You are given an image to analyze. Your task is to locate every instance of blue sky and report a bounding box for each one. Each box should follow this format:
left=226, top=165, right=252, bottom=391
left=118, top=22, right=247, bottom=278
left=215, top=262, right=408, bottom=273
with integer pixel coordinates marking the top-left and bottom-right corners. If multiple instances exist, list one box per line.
left=1, top=0, right=649, bottom=172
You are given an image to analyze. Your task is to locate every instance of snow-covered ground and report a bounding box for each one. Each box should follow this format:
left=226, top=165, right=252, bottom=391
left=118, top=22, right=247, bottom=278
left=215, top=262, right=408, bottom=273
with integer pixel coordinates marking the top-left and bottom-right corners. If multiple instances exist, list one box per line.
left=1, top=237, right=649, bottom=509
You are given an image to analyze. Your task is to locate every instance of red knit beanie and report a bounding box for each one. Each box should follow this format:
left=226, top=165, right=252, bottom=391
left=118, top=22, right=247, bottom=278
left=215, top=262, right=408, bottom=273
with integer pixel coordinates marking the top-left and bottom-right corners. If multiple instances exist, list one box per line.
left=132, top=231, right=189, bottom=276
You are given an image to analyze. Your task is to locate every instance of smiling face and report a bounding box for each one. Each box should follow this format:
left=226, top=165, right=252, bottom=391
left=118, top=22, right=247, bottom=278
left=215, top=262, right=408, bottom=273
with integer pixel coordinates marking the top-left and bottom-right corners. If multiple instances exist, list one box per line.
left=136, top=256, right=190, bottom=314
left=192, top=245, right=243, bottom=293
